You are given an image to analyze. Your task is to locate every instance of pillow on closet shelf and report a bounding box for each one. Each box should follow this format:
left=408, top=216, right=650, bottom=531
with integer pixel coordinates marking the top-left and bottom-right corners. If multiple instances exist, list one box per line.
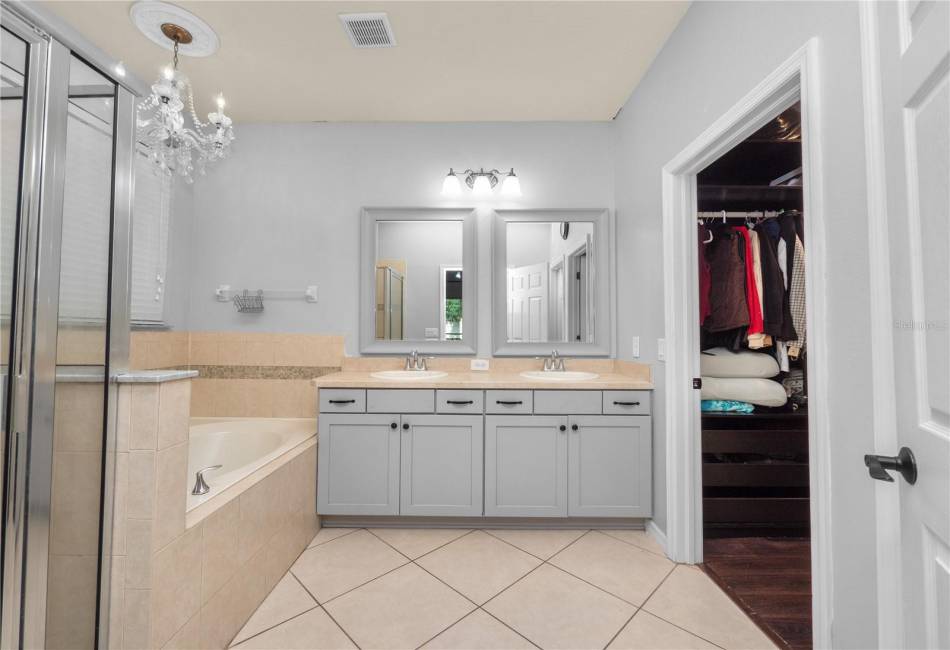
left=700, top=347, right=780, bottom=378
left=700, top=376, right=788, bottom=407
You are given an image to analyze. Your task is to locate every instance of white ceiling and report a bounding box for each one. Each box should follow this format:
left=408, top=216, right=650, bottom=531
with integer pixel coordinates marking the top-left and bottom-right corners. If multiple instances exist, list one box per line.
left=43, top=1, right=689, bottom=123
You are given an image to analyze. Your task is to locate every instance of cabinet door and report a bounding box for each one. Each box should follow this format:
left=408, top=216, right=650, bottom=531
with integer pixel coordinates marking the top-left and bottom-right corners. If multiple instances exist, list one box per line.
left=317, top=414, right=400, bottom=515
left=568, top=415, right=652, bottom=517
left=485, top=416, right=568, bottom=517
left=400, top=415, right=483, bottom=516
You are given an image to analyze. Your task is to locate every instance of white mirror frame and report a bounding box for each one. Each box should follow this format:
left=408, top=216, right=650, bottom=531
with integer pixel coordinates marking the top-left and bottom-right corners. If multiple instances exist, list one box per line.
left=492, top=208, right=615, bottom=357
left=360, top=207, right=478, bottom=355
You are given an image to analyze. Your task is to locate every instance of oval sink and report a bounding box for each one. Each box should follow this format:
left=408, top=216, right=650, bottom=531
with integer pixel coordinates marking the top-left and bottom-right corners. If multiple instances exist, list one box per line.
left=519, top=370, right=599, bottom=382
left=370, top=370, right=448, bottom=381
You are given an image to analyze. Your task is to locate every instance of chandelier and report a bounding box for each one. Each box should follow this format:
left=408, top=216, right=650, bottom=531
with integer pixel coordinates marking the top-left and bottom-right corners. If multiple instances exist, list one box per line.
left=136, top=23, right=234, bottom=183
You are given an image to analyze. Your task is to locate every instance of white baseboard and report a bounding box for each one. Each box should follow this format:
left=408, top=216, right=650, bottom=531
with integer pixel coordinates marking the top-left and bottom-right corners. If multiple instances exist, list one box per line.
left=646, top=520, right=670, bottom=559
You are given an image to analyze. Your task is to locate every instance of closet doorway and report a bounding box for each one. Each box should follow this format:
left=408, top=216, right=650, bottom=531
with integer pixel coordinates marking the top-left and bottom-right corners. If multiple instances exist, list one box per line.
left=696, top=103, right=811, bottom=650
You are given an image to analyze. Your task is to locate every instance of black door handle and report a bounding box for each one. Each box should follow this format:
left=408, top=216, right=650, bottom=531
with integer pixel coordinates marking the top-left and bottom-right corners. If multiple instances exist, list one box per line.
left=865, top=447, right=917, bottom=485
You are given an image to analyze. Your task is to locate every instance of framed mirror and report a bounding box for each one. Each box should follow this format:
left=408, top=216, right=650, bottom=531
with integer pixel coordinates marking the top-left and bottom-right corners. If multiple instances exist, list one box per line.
left=493, top=209, right=613, bottom=356
left=361, top=208, right=477, bottom=354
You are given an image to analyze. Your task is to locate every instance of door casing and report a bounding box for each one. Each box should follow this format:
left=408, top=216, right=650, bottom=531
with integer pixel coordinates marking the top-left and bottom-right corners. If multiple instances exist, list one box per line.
left=659, top=39, right=833, bottom=649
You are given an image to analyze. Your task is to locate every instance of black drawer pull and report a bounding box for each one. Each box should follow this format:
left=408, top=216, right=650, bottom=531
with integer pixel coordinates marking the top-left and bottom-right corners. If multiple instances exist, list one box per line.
left=496, top=400, right=524, bottom=405
left=328, top=399, right=356, bottom=404
left=446, top=400, right=475, bottom=405
left=613, top=401, right=641, bottom=407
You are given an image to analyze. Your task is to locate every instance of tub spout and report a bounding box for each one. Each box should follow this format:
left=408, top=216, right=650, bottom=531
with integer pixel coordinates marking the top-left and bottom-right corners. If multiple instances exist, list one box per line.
left=192, top=465, right=222, bottom=495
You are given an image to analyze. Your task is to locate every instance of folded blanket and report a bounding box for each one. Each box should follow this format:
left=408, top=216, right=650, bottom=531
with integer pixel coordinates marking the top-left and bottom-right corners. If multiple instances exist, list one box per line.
left=700, top=347, right=780, bottom=378
left=701, top=400, right=755, bottom=414
left=700, top=376, right=788, bottom=407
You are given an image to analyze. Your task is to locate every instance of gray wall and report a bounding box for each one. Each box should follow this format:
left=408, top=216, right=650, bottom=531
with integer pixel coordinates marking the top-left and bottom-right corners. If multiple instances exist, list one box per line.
left=611, top=2, right=877, bottom=646
left=169, top=122, right=614, bottom=356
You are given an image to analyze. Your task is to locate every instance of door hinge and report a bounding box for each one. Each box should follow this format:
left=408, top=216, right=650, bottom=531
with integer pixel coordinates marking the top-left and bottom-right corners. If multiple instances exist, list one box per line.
left=576, top=271, right=581, bottom=280
left=692, top=378, right=702, bottom=389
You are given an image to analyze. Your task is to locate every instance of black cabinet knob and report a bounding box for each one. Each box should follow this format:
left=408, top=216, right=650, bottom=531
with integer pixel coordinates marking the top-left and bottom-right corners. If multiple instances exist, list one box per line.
left=559, top=425, right=566, bottom=432
left=571, top=424, right=579, bottom=431
left=390, top=422, right=398, bottom=429
left=402, top=423, right=410, bottom=430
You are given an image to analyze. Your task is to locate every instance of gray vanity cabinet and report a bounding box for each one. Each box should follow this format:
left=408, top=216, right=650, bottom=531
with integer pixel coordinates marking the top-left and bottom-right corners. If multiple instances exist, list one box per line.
left=317, top=414, right=400, bottom=515
left=568, top=415, right=652, bottom=517
left=400, top=415, right=483, bottom=516
left=484, top=416, right=568, bottom=517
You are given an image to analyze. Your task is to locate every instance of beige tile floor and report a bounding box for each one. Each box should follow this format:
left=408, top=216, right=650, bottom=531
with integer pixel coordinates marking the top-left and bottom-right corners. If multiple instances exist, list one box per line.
left=229, top=528, right=778, bottom=650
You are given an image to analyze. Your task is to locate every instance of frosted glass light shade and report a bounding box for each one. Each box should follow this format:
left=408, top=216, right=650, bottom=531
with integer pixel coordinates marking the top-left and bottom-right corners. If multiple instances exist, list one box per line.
left=501, top=170, right=521, bottom=197
left=472, top=174, right=492, bottom=196
left=442, top=170, right=461, bottom=196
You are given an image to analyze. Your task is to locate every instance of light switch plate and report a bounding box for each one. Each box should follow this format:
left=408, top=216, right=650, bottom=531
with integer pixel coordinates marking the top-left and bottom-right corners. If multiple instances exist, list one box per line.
left=470, top=358, right=490, bottom=371
left=657, top=338, right=666, bottom=362
left=424, top=327, right=439, bottom=339
left=631, top=336, right=640, bottom=358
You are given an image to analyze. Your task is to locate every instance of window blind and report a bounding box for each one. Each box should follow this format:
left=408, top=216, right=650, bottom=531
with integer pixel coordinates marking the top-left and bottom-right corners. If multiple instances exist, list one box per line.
left=130, top=149, right=170, bottom=325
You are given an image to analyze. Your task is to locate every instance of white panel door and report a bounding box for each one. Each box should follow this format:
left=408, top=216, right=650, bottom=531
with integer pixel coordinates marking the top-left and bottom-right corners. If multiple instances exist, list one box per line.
left=508, top=262, right=548, bottom=342
left=873, top=2, right=950, bottom=647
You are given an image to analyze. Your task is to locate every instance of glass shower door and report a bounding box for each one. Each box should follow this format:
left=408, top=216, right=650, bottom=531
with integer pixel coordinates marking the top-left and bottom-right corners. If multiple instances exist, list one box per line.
left=1, top=6, right=135, bottom=648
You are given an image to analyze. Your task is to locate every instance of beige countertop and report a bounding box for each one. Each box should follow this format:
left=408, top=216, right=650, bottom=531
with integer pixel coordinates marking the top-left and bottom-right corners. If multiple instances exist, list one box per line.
left=312, top=370, right=653, bottom=390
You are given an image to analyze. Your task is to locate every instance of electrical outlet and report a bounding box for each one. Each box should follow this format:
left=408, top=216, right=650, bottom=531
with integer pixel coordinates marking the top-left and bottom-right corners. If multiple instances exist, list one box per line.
left=631, top=336, right=640, bottom=358
left=470, top=358, right=490, bottom=371
left=657, top=338, right=666, bottom=362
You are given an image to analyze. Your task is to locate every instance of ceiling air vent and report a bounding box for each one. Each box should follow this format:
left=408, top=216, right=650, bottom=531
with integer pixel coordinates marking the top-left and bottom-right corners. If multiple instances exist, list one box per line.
left=339, top=12, right=396, bottom=49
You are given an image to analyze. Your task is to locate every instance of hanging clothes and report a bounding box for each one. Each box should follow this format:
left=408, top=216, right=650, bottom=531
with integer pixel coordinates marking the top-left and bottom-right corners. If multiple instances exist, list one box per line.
left=756, top=224, right=791, bottom=339
left=733, top=226, right=764, bottom=338
left=748, top=229, right=772, bottom=350
left=704, top=228, right=750, bottom=332
left=787, top=235, right=807, bottom=359
left=698, top=225, right=712, bottom=326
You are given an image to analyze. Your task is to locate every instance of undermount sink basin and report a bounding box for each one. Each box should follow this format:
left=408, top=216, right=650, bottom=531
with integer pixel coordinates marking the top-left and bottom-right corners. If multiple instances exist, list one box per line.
left=370, top=370, right=448, bottom=381
left=519, top=370, right=600, bottom=382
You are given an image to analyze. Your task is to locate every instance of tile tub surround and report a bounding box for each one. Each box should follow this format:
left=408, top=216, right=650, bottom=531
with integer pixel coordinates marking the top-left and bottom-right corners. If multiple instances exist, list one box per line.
left=108, top=373, right=320, bottom=649
left=129, top=331, right=344, bottom=417
left=229, top=529, right=776, bottom=650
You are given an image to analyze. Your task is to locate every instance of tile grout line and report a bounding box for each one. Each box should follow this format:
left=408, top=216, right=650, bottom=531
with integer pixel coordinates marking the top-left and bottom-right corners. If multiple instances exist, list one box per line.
left=289, top=544, right=365, bottom=649
left=228, top=602, right=322, bottom=649
left=476, top=606, right=544, bottom=649
left=481, top=528, right=587, bottom=563
left=597, top=528, right=670, bottom=559
left=636, top=565, right=730, bottom=650
left=601, top=562, right=680, bottom=650
left=304, top=526, right=361, bottom=551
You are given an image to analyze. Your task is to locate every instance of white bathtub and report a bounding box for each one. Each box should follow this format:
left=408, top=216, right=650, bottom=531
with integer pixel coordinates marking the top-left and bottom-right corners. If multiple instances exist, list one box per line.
left=187, top=417, right=316, bottom=511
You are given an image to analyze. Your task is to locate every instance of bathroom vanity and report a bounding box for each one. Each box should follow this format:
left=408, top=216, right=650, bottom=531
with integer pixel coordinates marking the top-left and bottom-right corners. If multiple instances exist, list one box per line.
left=314, top=371, right=653, bottom=521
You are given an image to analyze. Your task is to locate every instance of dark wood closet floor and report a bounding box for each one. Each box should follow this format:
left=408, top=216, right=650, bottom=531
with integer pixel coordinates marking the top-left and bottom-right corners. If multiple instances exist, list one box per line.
left=702, top=537, right=812, bottom=650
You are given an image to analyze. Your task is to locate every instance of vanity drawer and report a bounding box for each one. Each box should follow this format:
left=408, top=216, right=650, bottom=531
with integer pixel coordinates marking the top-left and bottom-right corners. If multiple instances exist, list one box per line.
left=603, top=391, right=651, bottom=415
left=485, top=390, right=533, bottom=414
left=367, top=389, right=434, bottom=413
left=436, top=390, right=484, bottom=414
left=534, top=390, right=602, bottom=415
left=319, top=389, right=366, bottom=413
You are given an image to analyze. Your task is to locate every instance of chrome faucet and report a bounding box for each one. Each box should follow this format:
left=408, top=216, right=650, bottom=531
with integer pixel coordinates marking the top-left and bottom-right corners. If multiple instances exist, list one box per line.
left=540, top=349, right=566, bottom=372
left=191, top=465, right=222, bottom=496
left=404, top=349, right=430, bottom=371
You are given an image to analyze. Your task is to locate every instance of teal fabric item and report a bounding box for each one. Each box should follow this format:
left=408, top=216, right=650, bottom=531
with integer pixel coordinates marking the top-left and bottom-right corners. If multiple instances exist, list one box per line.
left=701, top=399, right=755, bottom=414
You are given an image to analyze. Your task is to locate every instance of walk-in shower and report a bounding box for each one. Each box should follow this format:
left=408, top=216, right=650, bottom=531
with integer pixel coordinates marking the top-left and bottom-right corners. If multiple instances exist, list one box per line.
left=1, top=3, right=137, bottom=648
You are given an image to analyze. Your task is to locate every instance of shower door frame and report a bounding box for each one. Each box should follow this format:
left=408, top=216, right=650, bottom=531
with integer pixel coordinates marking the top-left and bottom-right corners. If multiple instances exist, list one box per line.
left=0, top=4, right=135, bottom=648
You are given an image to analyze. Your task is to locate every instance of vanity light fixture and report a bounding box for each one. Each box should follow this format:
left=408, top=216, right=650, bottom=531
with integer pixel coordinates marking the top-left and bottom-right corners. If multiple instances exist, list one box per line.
left=441, top=168, right=522, bottom=197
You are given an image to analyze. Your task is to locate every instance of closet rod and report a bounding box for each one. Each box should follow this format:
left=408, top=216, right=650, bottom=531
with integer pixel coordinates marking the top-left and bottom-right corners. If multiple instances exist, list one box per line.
left=697, top=210, right=785, bottom=221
